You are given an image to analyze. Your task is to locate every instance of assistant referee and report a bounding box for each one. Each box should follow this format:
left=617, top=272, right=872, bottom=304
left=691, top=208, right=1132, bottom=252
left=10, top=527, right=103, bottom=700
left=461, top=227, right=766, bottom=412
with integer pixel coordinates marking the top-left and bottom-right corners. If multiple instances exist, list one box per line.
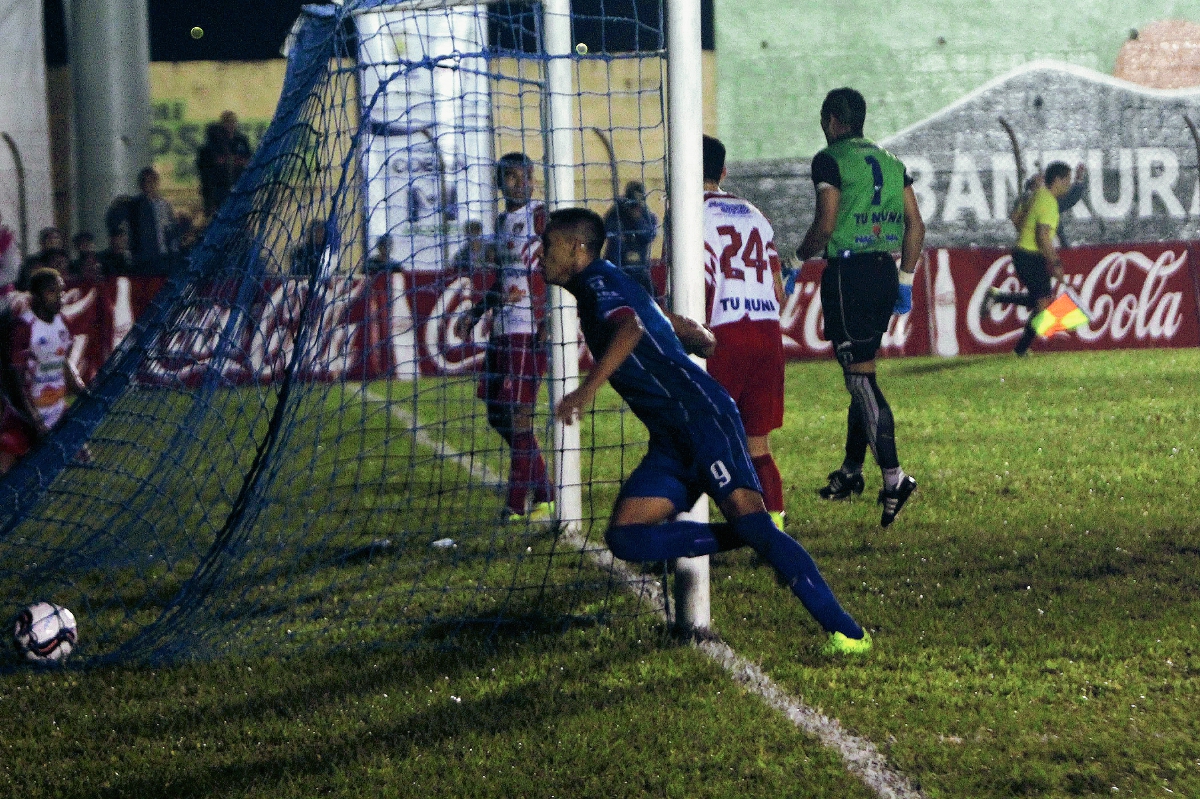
left=797, top=87, right=926, bottom=527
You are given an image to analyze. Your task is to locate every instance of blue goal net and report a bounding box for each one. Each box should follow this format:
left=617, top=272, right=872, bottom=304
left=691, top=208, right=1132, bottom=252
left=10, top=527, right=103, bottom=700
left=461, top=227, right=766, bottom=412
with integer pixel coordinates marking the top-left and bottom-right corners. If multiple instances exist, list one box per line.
left=0, top=0, right=677, bottom=666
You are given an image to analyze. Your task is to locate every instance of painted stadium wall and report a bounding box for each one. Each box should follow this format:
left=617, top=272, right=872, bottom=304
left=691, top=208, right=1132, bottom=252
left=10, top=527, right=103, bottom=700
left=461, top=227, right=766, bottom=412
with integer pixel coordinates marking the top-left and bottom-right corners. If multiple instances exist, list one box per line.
left=715, top=2, right=1200, bottom=251
left=714, top=0, right=1200, bottom=160
left=46, top=53, right=718, bottom=236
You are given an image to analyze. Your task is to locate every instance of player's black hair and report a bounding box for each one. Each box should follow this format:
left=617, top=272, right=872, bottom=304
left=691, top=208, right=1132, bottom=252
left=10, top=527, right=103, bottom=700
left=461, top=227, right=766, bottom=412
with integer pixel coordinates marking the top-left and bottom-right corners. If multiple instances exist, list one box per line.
left=545, top=207, right=606, bottom=258
left=496, top=151, right=534, bottom=183
left=821, top=88, right=866, bottom=135
left=702, top=135, right=725, bottom=183
left=28, top=267, right=62, bottom=296
left=1044, top=161, right=1071, bottom=185
left=623, top=180, right=646, bottom=201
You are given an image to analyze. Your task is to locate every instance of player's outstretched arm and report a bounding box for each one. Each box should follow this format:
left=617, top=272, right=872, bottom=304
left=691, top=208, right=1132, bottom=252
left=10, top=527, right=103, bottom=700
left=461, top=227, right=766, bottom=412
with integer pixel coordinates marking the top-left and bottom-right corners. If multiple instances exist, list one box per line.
left=900, top=185, right=925, bottom=275
left=665, top=311, right=715, bottom=358
left=555, top=312, right=644, bottom=425
left=892, top=187, right=927, bottom=315
left=65, top=357, right=88, bottom=398
left=453, top=277, right=503, bottom=338
left=796, top=185, right=839, bottom=261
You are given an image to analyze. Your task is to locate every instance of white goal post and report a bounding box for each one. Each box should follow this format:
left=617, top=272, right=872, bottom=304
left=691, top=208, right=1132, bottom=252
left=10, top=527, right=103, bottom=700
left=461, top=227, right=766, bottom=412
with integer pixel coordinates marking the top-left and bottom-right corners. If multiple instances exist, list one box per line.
left=543, top=0, right=709, bottom=628
left=664, top=0, right=710, bottom=631
left=542, top=0, right=584, bottom=536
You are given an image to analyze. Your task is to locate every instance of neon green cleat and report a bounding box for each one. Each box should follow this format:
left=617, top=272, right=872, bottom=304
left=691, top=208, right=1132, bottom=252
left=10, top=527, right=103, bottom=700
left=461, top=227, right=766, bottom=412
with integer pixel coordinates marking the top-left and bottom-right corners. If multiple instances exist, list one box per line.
left=527, top=501, right=556, bottom=522
left=769, top=510, right=786, bottom=530
left=821, top=630, right=872, bottom=656
left=510, top=501, right=556, bottom=523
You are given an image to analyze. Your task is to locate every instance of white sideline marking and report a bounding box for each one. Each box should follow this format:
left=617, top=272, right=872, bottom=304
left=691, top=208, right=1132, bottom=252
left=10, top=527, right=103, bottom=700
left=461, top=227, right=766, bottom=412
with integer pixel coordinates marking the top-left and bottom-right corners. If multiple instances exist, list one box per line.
left=364, top=385, right=924, bottom=799
left=358, top=386, right=505, bottom=492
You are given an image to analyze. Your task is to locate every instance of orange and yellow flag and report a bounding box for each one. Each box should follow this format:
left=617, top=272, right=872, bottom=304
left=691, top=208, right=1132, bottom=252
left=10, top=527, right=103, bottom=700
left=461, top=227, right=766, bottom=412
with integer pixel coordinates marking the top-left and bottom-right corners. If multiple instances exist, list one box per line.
left=1031, top=291, right=1090, bottom=338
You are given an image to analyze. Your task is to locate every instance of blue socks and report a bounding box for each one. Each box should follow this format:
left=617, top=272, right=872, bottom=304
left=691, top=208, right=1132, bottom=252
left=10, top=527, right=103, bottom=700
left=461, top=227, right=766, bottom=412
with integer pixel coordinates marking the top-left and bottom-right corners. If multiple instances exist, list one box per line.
left=731, top=512, right=862, bottom=638
left=606, top=520, right=738, bottom=562
left=605, top=512, right=862, bottom=637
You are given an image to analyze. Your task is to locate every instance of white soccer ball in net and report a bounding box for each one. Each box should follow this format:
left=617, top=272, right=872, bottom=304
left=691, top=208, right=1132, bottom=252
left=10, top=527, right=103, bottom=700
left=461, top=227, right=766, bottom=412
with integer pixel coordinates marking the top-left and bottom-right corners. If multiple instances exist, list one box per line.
left=12, top=602, right=78, bottom=664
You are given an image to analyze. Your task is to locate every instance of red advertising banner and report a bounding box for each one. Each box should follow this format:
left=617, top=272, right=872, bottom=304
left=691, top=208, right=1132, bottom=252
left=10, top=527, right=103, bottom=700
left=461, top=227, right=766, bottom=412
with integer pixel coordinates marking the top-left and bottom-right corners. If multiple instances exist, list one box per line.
left=61, top=272, right=493, bottom=385
left=778, top=255, right=933, bottom=361
left=61, top=277, right=168, bottom=384
left=53, top=242, right=1200, bottom=386
left=935, top=242, right=1200, bottom=356
left=139, top=275, right=393, bottom=385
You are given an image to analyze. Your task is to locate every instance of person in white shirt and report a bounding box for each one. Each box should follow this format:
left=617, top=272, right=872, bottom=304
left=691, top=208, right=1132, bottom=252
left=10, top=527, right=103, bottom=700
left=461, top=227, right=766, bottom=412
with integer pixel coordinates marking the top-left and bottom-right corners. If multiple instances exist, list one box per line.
left=701, top=136, right=788, bottom=529
left=454, top=153, right=554, bottom=522
left=0, top=269, right=87, bottom=475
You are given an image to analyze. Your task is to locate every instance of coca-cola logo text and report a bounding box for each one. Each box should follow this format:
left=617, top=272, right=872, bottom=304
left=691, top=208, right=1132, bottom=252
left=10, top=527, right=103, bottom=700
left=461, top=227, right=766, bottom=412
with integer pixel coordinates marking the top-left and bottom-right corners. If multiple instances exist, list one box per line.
left=971, top=248, right=1188, bottom=346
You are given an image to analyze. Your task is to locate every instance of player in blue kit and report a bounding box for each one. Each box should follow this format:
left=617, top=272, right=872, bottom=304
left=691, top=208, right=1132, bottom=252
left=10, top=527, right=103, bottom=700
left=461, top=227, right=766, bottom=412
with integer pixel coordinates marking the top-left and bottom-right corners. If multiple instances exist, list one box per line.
left=542, top=207, right=870, bottom=655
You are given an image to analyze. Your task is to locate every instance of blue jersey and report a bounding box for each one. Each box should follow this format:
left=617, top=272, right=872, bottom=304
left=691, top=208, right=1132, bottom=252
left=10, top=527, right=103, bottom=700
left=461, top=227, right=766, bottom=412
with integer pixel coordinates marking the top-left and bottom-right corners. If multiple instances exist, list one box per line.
left=565, top=259, right=737, bottom=437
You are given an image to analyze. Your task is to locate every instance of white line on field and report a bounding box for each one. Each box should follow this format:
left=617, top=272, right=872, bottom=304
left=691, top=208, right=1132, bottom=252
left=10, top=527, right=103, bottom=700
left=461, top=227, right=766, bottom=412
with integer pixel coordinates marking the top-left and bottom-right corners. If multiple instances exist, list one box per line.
left=363, top=385, right=924, bottom=799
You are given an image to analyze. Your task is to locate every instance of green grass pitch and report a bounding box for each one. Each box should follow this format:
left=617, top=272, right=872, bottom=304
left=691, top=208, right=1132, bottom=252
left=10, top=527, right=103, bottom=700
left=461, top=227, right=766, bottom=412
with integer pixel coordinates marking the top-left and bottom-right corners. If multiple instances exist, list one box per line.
left=1, top=348, right=1197, bottom=798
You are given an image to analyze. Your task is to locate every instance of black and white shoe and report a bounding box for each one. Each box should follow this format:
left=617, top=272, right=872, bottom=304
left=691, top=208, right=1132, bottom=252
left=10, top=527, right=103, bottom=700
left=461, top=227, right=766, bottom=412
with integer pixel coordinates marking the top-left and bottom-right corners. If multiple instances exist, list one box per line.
left=818, top=470, right=865, bottom=501
left=878, top=475, right=917, bottom=527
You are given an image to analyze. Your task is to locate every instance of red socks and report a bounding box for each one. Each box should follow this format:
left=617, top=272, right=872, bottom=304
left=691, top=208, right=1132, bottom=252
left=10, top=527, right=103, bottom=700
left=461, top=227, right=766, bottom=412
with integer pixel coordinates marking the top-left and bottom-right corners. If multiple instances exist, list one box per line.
left=752, top=454, right=783, bottom=513
left=508, top=431, right=551, bottom=513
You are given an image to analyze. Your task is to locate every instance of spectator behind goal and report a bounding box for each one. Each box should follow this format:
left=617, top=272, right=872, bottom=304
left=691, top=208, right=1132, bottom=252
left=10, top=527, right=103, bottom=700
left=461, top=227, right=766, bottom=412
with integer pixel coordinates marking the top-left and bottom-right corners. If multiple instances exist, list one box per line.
left=126, top=168, right=182, bottom=276
left=602, top=180, right=658, bottom=297
left=16, top=226, right=65, bottom=291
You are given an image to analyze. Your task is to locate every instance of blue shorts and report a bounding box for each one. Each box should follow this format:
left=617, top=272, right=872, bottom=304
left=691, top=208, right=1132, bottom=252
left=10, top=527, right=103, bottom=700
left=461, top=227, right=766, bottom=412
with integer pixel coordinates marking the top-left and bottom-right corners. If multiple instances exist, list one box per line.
left=617, top=411, right=761, bottom=513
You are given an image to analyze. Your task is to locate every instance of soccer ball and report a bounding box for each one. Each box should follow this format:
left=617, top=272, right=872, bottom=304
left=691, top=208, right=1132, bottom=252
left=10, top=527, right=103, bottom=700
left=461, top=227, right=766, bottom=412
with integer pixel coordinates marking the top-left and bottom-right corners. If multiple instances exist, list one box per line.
left=12, top=602, right=78, bottom=664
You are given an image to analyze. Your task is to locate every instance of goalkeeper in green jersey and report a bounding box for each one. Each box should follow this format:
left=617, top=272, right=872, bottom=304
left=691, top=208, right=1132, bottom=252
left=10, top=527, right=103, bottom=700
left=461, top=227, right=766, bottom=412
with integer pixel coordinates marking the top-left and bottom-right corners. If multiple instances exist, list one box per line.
left=797, top=88, right=926, bottom=528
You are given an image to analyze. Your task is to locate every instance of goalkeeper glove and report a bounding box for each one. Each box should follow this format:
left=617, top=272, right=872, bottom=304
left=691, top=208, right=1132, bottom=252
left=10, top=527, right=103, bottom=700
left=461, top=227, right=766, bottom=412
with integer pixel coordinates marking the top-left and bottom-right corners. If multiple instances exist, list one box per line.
left=893, top=270, right=914, bottom=314
left=783, top=267, right=797, bottom=296
left=783, top=252, right=806, bottom=296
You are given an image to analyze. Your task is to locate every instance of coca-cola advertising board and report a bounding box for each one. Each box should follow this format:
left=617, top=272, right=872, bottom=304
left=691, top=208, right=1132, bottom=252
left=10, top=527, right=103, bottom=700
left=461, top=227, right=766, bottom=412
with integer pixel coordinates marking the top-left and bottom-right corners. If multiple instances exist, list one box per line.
left=939, top=242, right=1200, bottom=355
left=59, top=272, right=495, bottom=386
left=54, top=242, right=1200, bottom=388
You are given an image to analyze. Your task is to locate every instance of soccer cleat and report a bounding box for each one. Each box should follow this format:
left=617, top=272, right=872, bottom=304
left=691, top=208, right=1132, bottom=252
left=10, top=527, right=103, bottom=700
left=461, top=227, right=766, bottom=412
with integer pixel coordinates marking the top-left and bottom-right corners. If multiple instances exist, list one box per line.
left=769, top=510, right=786, bottom=530
left=818, top=470, right=864, bottom=501
left=821, top=630, right=872, bottom=656
left=527, top=501, right=556, bottom=522
left=510, top=500, right=556, bottom=523
left=878, top=475, right=917, bottom=527
left=979, top=287, right=999, bottom=319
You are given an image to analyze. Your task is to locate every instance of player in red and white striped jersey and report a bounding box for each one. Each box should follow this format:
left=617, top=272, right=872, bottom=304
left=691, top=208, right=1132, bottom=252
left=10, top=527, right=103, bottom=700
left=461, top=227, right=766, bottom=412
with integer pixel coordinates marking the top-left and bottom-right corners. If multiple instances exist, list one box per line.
left=0, top=268, right=87, bottom=475
left=701, top=136, right=787, bottom=528
left=454, top=153, right=554, bottom=521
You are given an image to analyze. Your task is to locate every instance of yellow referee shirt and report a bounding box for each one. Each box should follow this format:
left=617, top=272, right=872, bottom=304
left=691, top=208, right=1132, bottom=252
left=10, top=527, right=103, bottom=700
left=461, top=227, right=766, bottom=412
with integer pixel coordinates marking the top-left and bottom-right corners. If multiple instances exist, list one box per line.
left=1017, top=186, right=1059, bottom=253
